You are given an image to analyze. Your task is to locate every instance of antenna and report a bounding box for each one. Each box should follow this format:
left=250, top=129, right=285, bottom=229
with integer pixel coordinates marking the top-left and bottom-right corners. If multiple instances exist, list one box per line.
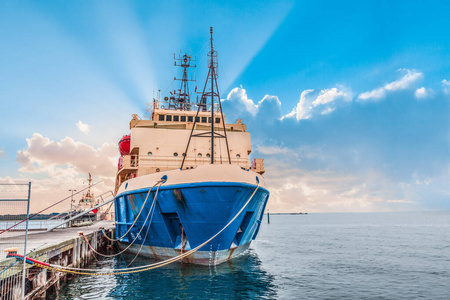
left=173, top=53, right=196, bottom=110
left=181, top=27, right=231, bottom=168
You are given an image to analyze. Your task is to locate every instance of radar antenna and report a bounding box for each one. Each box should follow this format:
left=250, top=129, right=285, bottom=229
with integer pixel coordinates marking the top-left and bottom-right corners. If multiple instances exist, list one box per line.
left=171, top=53, right=196, bottom=110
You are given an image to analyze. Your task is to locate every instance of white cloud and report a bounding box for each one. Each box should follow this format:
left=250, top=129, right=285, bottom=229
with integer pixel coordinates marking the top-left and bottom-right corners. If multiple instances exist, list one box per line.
left=226, top=85, right=351, bottom=122
left=256, top=146, right=290, bottom=155
left=255, top=145, right=301, bottom=161
left=76, top=120, right=90, bottom=135
left=258, top=94, right=281, bottom=108
left=223, top=87, right=282, bottom=121
left=442, top=79, right=450, bottom=94
left=312, top=87, right=351, bottom=106
left=384, top=69, right=423, bottom=91
left=286, top=89, right=314, bottom=120
left=412, top=170, right=431, bottom=185
left=321, top=107, right=336, bottom=115
left=225, top=87, right=258, bottom=116
left=386, top=199, right=415, bottom=203
left=264, top=165, right=412, bottom=213
left=283, top=86, right=350, bottom=121
left=358, top=87, right=386, bottom=100
left=414, top=87, right=428, bottom=99
left=258, top=149, right=426, bottom=213
left=224, top=81, right=447, bottom=212
left=0, top=147, right=6, bottom=159
left=10, top=133, right=118, bottom=212
left=358, top=69, right=423, bottom=100
left=16, top=133, right=117, bottom=177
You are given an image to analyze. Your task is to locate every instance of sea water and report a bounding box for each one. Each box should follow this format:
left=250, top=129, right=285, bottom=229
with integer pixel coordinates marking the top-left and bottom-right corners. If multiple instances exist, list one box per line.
left=51, top=212, right=450, bottom=299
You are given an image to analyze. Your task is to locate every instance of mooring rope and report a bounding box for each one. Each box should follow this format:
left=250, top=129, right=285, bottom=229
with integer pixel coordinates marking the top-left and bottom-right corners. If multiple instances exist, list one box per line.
left=126, top=192, right=158, bottom=266
left=102, top=179, right=165, bottom=242
left=81, top=183, right=161, bottom=258
left=0, top=243, right=46, bottom=276
left=10, top=178, right=261, bottom=276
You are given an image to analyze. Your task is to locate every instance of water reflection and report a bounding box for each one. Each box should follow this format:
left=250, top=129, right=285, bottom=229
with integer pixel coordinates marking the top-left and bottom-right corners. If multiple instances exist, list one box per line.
left=53, top=250, right=277, bottom=299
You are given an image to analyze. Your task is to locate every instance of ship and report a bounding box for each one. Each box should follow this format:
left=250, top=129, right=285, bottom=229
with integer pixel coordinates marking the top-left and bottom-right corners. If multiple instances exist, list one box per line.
left=113, top=28, right=269, bottom=265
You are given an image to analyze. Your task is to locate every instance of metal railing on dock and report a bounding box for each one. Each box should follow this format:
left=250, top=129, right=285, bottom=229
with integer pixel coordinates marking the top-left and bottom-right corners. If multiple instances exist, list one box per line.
left=0, top=182, right=31, bottom=300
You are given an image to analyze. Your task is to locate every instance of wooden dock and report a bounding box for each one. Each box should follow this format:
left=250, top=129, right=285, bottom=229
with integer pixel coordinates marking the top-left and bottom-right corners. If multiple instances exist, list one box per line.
left=0, top=220, right=115, bottom=299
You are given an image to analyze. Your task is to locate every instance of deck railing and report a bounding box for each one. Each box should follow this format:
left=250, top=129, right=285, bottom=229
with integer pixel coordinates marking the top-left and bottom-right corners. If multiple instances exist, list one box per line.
left=119, top=154, right=250, bottom=172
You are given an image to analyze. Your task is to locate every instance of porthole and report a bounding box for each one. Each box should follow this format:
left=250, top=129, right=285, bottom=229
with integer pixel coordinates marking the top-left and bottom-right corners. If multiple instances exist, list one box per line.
left=182, top=153, right=186, bottom=157
left=148, top=152, right=152, bottom=156
left=198, top=153, right=202, bottom=158
left=156, top=168, right=160, bottom=172
left=236, top=154, right=241, bottom=158
left=206, top=153, right=211, bottom=158
left=173, top=152, right=178, bottom=157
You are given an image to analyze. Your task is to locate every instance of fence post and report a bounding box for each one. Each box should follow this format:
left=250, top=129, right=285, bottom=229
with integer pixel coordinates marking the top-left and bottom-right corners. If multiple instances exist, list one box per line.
left=21, top=182, right=31, bottom=300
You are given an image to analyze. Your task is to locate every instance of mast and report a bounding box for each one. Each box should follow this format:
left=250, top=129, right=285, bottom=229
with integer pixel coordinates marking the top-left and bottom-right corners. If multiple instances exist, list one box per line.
left=210, top=28, right=215, bottom=164
left=180, top=27, right=231, bottom=169
left=173, top=53, right=196, bottom=110
left=87, top=173, right=92, bottom=198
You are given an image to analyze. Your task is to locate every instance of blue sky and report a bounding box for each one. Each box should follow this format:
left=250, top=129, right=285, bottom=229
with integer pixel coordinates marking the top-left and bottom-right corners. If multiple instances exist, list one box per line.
left=0, top=0, right=449, bottom=212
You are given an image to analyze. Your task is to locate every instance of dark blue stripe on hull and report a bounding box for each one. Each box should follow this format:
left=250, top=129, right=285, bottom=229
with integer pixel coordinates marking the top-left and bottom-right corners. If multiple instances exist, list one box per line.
left=114, top=183, right=269, bottom=252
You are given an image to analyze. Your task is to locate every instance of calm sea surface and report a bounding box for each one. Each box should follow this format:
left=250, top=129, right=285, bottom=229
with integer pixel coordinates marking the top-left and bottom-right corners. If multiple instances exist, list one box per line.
left=51, top=212, right=450, bottom=299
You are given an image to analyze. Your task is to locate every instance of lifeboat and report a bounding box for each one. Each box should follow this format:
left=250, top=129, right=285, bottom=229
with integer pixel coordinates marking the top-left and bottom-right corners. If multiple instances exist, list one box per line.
left=118, top=135, right=130, bottom=156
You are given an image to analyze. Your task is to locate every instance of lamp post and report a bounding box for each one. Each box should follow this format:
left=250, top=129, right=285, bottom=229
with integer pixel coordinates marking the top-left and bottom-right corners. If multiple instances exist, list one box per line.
left=69, top=189, right=76, bottom=227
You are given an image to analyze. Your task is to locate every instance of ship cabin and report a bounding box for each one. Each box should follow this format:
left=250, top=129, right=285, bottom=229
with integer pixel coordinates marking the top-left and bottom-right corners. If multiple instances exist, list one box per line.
left=115, top=107, right=265, bottom=193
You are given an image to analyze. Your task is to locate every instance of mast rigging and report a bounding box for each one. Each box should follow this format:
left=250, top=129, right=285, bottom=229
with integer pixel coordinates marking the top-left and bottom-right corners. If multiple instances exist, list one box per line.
left=181, top=27, right=231, bottom=169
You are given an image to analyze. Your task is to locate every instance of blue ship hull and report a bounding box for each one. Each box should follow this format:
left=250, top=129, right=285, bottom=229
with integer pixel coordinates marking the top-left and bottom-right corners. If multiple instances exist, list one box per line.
left=114, top=181, right=269, bottom=264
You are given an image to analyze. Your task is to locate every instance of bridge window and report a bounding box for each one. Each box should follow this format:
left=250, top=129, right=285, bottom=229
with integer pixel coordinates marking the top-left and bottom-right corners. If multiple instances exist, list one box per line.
left=188, top=116, right=193, bottom=122
left=195, top=116, right=200, bottom=122
left=215, top=118, right=220, bottom=123
left=208, top=117, right=212, bottom=123
left=159, top=115, right=165, bottom=121
left=166, top=115, right=172, bottom=121
left=181, top=116, right=186, bottom=122
left=201, top=117, right=207, bottom=123
left=174, top=115, right=179, bottom=122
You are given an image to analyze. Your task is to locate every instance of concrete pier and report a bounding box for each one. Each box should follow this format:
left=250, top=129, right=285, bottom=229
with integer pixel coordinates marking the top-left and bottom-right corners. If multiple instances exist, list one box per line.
left=0, top=220, right=114, bottom=299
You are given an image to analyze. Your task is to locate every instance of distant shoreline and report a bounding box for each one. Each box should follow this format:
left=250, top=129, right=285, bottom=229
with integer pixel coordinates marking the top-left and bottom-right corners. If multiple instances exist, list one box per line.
left=265, top=212, right=308, bottom=215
